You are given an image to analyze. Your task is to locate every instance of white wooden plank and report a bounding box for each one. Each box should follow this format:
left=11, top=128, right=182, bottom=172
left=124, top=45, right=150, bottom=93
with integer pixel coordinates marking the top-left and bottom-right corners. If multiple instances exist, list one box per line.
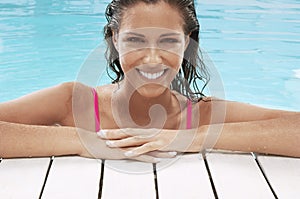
left=156, top=153, right=214, bottom=199
left=258, top=155, right=300, bottom=198
left=42, top=156, right=102, bottom=199
left=101, top=160, right=156, bottom=199
left=206, top=152, right=274, bottom=199
left=0, top=158, right=50, bottom=199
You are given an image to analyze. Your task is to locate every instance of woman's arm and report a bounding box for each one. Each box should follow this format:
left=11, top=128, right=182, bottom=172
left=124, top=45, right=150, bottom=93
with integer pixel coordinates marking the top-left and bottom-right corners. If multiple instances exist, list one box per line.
left=204, top=100, right=300, bottom=157
left=0, top=82, right=79, bottom=158
left=0, top=121, right=170, bottom=162
left=0, top=82, right=74, bottom=126
left=0, top=82, right=93, bottom=158
left=208, top=113, right=300, bottom=157
left=221, top=100, right=298, bottom=123
left=100, top=102, right=300, bottom=157
left=0, top=83, right=172, bottom=162
left=0, top=121, right=81, bottom=158
left=199, top=98, right=298, bottom=125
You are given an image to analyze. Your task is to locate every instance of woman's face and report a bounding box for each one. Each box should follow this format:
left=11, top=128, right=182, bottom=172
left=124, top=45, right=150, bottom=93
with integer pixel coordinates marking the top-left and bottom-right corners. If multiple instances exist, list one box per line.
left=114, top=1, right=189, bottom=97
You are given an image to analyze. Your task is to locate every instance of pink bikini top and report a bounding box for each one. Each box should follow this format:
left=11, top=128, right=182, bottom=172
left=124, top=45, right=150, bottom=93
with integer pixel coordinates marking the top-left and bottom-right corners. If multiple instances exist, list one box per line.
left=92, top=88, right=192, bottom=132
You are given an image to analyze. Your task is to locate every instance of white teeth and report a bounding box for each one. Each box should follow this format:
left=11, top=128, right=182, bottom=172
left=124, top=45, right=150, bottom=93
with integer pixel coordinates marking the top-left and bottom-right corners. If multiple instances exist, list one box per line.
left=139, top=70, right=164, bottom=80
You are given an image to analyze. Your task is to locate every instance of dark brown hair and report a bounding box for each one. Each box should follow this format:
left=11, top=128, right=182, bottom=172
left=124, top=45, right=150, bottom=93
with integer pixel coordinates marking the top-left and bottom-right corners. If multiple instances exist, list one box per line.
left=104, top=0, right=209, bottom=101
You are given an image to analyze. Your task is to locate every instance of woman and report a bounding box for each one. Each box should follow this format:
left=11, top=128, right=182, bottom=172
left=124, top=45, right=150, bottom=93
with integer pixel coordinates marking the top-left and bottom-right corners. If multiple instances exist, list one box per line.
left=0, top=0, right=299, bottom=162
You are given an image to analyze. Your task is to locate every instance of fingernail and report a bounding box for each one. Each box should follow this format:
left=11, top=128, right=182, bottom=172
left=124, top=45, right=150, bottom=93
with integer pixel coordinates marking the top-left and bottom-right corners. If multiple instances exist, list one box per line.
left=124, top=151, right=135, bottom=157
left=106, top=141, right=115, bottom=147
left=168, top=152, right=177, bottom=156
left=97, top=130, right=107, bottom=138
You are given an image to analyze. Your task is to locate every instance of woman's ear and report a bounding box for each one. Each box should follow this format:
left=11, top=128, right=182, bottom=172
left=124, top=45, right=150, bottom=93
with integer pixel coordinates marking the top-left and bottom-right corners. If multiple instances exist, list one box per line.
left=112, top=31, right=119, bottom=51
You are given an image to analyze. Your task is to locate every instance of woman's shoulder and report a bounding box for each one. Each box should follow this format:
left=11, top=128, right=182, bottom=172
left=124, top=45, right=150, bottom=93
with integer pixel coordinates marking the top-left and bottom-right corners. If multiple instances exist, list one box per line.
left=95, top=83, right=117, bottom=93
left=199, top=96, right=225, bottom=102
left=196, top=96, right=224, bottom=108
left=94, top=83, right=117, bottom=99
left=65, top=82, right=115, bottom=95
left=62, top=82, right=115, bottom=105
left=197, top=96, right=297, bottom=123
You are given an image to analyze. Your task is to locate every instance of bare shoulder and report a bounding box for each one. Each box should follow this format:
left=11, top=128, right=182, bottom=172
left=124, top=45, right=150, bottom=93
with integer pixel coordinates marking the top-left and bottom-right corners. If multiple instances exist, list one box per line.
left=53, top=82, right=92, bottom=126
left=196, top=97, right=224, bottom=125
left=69, top=82, right=115, bottom=130
left=225, top=100, right=297, bottom=122
left=0, top=82, right=76, bottom=125
left=95, top=84, right=117, bottom=94
left=94, top=84, right=118, bottom=101
left=198, top=96, right=297, bottom=123
left=197, top=96, right=224, bottom=112
left=72, top=82, right=116, bottom=97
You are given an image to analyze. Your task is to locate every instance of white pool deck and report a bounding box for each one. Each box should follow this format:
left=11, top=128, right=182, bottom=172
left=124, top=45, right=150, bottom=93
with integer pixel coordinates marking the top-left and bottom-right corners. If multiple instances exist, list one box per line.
left=0, top=151, right=299, bottom=199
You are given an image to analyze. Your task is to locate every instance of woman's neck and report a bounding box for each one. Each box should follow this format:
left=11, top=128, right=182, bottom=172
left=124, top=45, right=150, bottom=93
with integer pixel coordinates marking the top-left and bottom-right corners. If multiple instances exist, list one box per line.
left=112, top=81, right=177, bottom=127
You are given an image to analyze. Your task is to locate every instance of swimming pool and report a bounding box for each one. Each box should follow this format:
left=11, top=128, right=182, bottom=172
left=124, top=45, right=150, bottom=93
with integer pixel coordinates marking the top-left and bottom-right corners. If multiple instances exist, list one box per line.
left=0, top=0, right=299, bottom=111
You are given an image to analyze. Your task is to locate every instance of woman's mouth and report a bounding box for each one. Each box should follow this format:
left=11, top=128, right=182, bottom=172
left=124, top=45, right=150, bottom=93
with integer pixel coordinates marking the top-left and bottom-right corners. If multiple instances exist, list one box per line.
left=137, top=69, right=168, bottom=80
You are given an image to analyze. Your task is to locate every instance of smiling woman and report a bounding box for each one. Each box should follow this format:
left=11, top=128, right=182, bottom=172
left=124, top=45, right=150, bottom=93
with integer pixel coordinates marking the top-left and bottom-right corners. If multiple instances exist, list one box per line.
left=114, top=27, right=188, bottom=98
left=0, top=0, right=300, bottom=162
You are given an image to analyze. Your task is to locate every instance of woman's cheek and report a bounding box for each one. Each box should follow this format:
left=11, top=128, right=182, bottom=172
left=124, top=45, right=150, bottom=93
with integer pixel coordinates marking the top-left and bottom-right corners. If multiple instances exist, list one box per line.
left=119, top=49, right=183, bottom=73
left=119, top=51, right=142, bottom=72
left=120, top=51, right=143, bottom=72
left=164, top=52, right=183, bottom=72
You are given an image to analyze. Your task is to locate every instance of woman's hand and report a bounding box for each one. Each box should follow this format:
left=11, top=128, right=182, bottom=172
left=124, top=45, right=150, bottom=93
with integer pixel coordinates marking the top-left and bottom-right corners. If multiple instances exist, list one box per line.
left=97, top=128, right=199, bottom=158
left=77, top=128, right=177, bottom=163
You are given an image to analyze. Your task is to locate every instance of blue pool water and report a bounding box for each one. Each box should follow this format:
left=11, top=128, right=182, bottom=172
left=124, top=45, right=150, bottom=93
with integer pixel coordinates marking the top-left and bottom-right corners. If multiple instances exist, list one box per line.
left=0, top=0, right=299, bottom=111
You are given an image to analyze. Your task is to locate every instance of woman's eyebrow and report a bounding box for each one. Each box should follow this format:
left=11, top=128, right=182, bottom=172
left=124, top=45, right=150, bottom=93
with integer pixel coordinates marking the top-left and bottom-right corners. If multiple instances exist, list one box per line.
left=160, top=33, right=181, bottom=37
left=125, top=32, right=145, bottom=37
left=124, top=32, right=181, bottom=37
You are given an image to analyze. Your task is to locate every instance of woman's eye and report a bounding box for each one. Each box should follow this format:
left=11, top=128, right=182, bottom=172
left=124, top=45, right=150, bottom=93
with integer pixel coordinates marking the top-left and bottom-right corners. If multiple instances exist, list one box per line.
left=160, top=38, right=180, bottom=43
left=126, top=37, right=145, bottom=43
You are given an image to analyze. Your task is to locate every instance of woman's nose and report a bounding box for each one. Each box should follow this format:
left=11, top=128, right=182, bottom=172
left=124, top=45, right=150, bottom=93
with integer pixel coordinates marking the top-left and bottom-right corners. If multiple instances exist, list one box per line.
left=142, top=47, right=163, bottom=64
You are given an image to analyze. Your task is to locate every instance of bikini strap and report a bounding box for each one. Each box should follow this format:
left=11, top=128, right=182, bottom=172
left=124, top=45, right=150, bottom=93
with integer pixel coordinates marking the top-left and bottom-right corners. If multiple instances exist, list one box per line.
left=186, top=100, right=192, bottom=129
left=91, top=88, right=100, bottom=132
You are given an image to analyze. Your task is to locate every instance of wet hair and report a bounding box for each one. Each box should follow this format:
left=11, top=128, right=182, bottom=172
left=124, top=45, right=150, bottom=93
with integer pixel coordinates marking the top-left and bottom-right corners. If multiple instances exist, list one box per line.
left=104, top=0, right=209, bottom=102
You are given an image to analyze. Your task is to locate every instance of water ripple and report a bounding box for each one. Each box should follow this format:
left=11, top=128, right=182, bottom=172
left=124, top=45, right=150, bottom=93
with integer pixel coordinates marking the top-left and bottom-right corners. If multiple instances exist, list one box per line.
left=0, top=0, right=299, bottom=110
left=294, top=69, right=300, bottom=79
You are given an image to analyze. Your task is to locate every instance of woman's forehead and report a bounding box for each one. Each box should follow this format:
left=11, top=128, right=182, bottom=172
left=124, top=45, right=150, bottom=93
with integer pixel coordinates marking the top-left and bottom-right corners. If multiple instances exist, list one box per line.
left=118, top=27, right=185, bottom=37
left=119, top=1, right=184, bottom=32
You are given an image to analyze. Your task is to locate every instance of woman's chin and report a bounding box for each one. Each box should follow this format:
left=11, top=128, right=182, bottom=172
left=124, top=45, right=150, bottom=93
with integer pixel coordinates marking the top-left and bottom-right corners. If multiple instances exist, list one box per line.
left=137, top=85, right=167, bottom=98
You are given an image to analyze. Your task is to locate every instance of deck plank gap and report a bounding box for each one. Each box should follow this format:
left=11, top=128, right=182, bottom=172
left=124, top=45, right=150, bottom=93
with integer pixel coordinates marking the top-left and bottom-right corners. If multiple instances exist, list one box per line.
left=251, top=153, right=278, bottom=199
left=38, top=156, right=54, bottom=199
left=98, top=159, right=105, bottom=199
left=153, top=163, right=159, bottom=199
left=202, top=151, right=219, bottom=199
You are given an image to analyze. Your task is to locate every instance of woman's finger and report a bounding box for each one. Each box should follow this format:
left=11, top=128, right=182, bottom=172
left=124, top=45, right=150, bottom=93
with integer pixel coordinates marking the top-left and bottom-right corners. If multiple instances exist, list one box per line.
left=105, top=136, right=152, bottom=148
left=97, top=129, right=130, bottom=140
left=147, top=151, right=177, bottom=158
left=124, top=142, right=161, bottom=157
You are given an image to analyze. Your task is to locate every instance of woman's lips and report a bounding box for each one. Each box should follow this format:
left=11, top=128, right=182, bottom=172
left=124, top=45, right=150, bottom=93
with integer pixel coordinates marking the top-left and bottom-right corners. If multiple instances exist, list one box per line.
left=136, top=69, right=168, bottom=80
